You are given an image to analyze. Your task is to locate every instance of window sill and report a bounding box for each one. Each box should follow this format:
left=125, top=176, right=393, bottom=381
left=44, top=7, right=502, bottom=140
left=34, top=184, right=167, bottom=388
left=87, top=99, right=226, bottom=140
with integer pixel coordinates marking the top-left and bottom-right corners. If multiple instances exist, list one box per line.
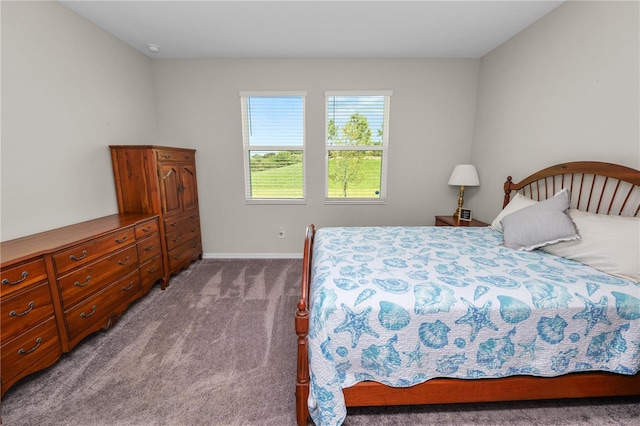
left=325, top=198, right=386, bottom=205
left=245, top=199, right=306, bottom=205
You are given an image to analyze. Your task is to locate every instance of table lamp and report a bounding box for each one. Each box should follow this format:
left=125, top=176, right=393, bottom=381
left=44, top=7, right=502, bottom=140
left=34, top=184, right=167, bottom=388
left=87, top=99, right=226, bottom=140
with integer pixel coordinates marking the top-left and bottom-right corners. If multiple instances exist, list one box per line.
left=448, top=164, right=480, bottom=219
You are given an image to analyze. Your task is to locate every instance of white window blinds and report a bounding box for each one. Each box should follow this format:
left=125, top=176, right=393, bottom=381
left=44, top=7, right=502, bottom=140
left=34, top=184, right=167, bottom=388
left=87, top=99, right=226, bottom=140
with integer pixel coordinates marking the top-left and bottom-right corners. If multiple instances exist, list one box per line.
left=240, top=92, right=306, bottom=203
left=325, top=91, right=391, bottom=202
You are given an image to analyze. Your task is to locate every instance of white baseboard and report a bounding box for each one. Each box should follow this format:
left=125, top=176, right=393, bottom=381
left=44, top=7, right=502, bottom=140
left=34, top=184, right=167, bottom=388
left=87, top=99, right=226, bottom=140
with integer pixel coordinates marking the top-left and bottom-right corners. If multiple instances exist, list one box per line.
left=202, top=252, right=302, bottom=259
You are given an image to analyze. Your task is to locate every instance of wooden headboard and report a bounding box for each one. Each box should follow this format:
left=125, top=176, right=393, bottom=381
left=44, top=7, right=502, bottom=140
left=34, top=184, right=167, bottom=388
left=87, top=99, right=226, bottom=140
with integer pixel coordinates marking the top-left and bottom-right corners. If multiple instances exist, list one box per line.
left=503, top=161, right=640, bottom=217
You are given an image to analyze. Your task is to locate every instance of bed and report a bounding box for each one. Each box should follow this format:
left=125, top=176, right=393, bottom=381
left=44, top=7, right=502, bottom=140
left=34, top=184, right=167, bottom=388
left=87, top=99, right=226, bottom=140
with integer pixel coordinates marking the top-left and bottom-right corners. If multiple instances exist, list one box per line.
left=295, top=161, right=640, bottom=426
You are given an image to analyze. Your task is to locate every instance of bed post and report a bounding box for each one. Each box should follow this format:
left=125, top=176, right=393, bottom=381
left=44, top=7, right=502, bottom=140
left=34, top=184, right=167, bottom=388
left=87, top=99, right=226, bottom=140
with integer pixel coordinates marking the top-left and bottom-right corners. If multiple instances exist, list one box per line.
left=503, top=176, right=514, bottom=208
left=296, top=225, right=315, bottom=426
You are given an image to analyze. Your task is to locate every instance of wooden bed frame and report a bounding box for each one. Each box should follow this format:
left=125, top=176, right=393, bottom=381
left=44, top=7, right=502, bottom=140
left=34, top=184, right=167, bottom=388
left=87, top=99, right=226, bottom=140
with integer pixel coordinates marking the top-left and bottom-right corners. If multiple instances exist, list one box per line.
left=295, top=161, right=640, bottom=425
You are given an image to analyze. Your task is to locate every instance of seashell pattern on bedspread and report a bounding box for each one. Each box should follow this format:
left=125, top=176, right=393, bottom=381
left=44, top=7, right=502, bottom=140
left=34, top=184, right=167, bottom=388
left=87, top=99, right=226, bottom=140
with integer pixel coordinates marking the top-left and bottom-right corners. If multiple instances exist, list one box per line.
left=307, top=226, right=640, bottom=426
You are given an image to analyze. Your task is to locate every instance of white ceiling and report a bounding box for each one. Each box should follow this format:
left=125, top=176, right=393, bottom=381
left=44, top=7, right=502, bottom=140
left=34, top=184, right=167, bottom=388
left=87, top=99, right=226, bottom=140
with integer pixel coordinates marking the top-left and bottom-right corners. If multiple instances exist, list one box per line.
left=59, top=1, right=565, bottom=59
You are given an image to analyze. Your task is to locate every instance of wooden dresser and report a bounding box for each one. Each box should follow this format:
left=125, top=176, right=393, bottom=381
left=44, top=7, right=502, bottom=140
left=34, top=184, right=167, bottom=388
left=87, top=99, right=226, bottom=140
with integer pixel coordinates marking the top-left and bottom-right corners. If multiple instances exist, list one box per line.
left=109, top=146, right=203, bottom=281
left=0, top=214, right=163, bottom=395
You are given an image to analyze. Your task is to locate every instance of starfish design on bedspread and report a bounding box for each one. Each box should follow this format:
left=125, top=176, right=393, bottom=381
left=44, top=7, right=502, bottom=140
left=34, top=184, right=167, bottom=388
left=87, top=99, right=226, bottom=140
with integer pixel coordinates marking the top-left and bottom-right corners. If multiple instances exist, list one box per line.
left=372, top=265, right=396, bottom=277
left=334, top=303, right=380, bottom=348
left=573, top=293, right=612, bottom=336
left=518, top=335, right=544, bottom=360
left=325, top=254, right=352, bottom=267
left=455, top=297, right=499, bottom=342
left=410, top=253, right=433, bottom=266
left=403, top=342, right=426, bottom=368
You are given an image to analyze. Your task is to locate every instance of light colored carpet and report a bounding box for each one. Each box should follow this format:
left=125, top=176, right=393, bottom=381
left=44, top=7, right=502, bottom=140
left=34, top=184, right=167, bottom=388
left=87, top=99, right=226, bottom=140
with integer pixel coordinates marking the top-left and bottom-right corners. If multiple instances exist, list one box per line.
left=2, top=259, right=638, bottom=425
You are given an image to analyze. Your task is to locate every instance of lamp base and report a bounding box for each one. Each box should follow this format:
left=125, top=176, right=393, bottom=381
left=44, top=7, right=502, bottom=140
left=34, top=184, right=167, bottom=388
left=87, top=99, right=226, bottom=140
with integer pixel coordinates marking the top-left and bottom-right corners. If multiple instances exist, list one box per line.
left=453, top=186, right=465, bottom=220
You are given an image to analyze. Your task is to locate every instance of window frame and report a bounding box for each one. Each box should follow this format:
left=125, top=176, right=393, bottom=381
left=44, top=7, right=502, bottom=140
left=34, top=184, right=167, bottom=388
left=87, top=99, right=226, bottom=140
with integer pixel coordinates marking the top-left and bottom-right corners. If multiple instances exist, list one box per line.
left=240, top=91, right=307, bottom=205
left=324, top=90, right=392, bottom=204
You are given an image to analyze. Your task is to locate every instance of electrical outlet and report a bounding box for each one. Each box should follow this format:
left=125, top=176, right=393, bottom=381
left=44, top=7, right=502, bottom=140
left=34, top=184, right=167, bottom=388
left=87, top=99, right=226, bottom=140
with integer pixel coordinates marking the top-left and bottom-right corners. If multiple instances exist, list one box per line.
left=278, top=227, right=285, bottom=238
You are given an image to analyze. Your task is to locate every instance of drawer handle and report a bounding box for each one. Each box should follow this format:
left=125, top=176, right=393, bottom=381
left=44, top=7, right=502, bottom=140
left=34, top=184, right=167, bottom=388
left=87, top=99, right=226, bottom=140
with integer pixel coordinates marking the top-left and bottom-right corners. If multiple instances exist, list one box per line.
left=190, top=215, right=197, bottom=220
left=118, top=256, right=131, bottom=266
left=2, top=271, right=28, bottom=286
left=70, top=250, right=88, bottom=261
left=162, top=153, right=172, bottom=159
left=147, top=265, right=158, bottom=273
left=183, top=154, right=192, bottom=160
left=122, top=281, right=135, bottom=291
left=141, top=225, right=152, bottom=233
left=115, top=235, right=128, bottom=244
left=18, top=337, right=42, bottom=355
left=74, top=276, right=91, bottom=288
left=81, top=305, right=97, bottom=318
left=172, top=236, right=179, bottom=243
left=170, top=222, right=178, bottom=227
left=144, top=244, right=154, bottom=252
left=10, top=301, right=35, bottom=317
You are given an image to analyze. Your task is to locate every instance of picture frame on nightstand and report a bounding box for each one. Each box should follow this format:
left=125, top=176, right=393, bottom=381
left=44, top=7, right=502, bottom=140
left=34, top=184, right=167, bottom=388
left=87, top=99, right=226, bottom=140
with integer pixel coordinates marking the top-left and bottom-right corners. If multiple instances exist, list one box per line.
left=459, top=208, right=472, bottom=221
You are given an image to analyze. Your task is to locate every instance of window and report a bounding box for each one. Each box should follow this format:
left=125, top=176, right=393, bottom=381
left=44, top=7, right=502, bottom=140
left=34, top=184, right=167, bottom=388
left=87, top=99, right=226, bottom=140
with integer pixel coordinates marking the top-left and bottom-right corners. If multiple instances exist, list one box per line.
left=240, top=92, right=305, bottom=203
left=325, top=91, right=391, bottom=203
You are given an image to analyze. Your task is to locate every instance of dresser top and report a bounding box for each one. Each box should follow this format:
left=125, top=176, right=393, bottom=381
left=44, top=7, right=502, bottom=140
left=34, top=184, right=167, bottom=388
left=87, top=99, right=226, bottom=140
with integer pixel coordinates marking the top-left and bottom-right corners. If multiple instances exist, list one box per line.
left=1, top=214, right=156, bottom=267
left=109, top=145, right=196, bottom=152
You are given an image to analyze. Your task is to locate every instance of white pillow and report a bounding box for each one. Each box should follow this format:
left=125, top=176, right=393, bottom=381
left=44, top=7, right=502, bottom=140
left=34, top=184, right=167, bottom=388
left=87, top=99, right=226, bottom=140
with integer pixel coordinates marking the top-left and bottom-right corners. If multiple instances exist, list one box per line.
left=542, top=209, right=640, bottom=282
left=491, top=193, right=538, bottom=232
left=500, top=188, right=580, bottom=251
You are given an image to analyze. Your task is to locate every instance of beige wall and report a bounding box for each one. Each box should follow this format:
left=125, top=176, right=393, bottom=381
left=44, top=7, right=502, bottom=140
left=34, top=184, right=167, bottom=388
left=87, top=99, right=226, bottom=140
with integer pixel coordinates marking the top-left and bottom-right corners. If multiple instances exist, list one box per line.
left=471, top=0, right=640, bottom=222
left=1, top=1, right=158, bottom=241
left=152, top=59, right=480, bottom=255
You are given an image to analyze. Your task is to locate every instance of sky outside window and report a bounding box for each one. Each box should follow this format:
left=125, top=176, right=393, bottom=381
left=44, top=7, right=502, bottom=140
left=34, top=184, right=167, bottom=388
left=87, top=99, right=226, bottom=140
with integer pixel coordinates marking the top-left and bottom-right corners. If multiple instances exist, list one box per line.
left=247, top=96, right=304, bottom=147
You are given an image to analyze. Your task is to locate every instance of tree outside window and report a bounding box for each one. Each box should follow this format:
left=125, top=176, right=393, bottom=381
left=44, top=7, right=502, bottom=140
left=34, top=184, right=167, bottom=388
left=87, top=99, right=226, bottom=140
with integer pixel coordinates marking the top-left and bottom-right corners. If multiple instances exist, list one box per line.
left=326, top=93, right=391, bottom=201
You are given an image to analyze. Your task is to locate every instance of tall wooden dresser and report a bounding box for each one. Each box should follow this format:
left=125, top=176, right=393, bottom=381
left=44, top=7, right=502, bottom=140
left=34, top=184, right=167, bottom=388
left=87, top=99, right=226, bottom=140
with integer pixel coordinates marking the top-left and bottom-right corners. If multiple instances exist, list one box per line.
left=109, top=146, right=203, bottom=283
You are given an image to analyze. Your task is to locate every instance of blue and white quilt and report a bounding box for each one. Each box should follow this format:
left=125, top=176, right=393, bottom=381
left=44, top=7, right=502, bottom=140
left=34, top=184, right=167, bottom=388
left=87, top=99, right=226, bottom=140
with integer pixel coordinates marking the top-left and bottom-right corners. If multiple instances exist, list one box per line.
left=307, top=226, right=640, bottom=426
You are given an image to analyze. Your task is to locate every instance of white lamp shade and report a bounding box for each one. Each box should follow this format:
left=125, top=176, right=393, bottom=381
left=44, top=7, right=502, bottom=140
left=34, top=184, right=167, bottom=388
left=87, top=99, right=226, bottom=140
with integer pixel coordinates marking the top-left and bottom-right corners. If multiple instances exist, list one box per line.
left=448, top=164, right=480, bottom=186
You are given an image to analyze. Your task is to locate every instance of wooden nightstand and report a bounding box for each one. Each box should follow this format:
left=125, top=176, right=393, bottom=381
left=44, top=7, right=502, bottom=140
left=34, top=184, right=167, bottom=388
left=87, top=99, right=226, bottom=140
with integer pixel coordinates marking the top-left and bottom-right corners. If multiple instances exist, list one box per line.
left=435, top=215, right=489, bottom=227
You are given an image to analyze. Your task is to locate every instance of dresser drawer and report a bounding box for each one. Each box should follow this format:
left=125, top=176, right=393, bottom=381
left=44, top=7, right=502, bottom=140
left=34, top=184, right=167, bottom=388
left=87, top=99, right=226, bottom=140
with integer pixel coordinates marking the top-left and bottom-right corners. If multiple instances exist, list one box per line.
left=140, top=257, right=164, bottom=293
left=136, top=234, right=162, bottom=265
left=1, top=282, right=55, bottom=341
left=1, top=316, right=61, bottom=383
left=165, top=220, right=200, bottom=252
left=167, top=237, right=202, bottom=272
left=57, top=245, right=139, bottom=309
left=155, top=148, right=194, bottom=162
left=53, top=227, right=136, bottom=274
left=135, top=218, right=159, bottom=239
left=164, top=211, right=199, bottom=233
left=1, top=258, right=48, bottom=298
left=64, top=270, right=141, bottom=342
